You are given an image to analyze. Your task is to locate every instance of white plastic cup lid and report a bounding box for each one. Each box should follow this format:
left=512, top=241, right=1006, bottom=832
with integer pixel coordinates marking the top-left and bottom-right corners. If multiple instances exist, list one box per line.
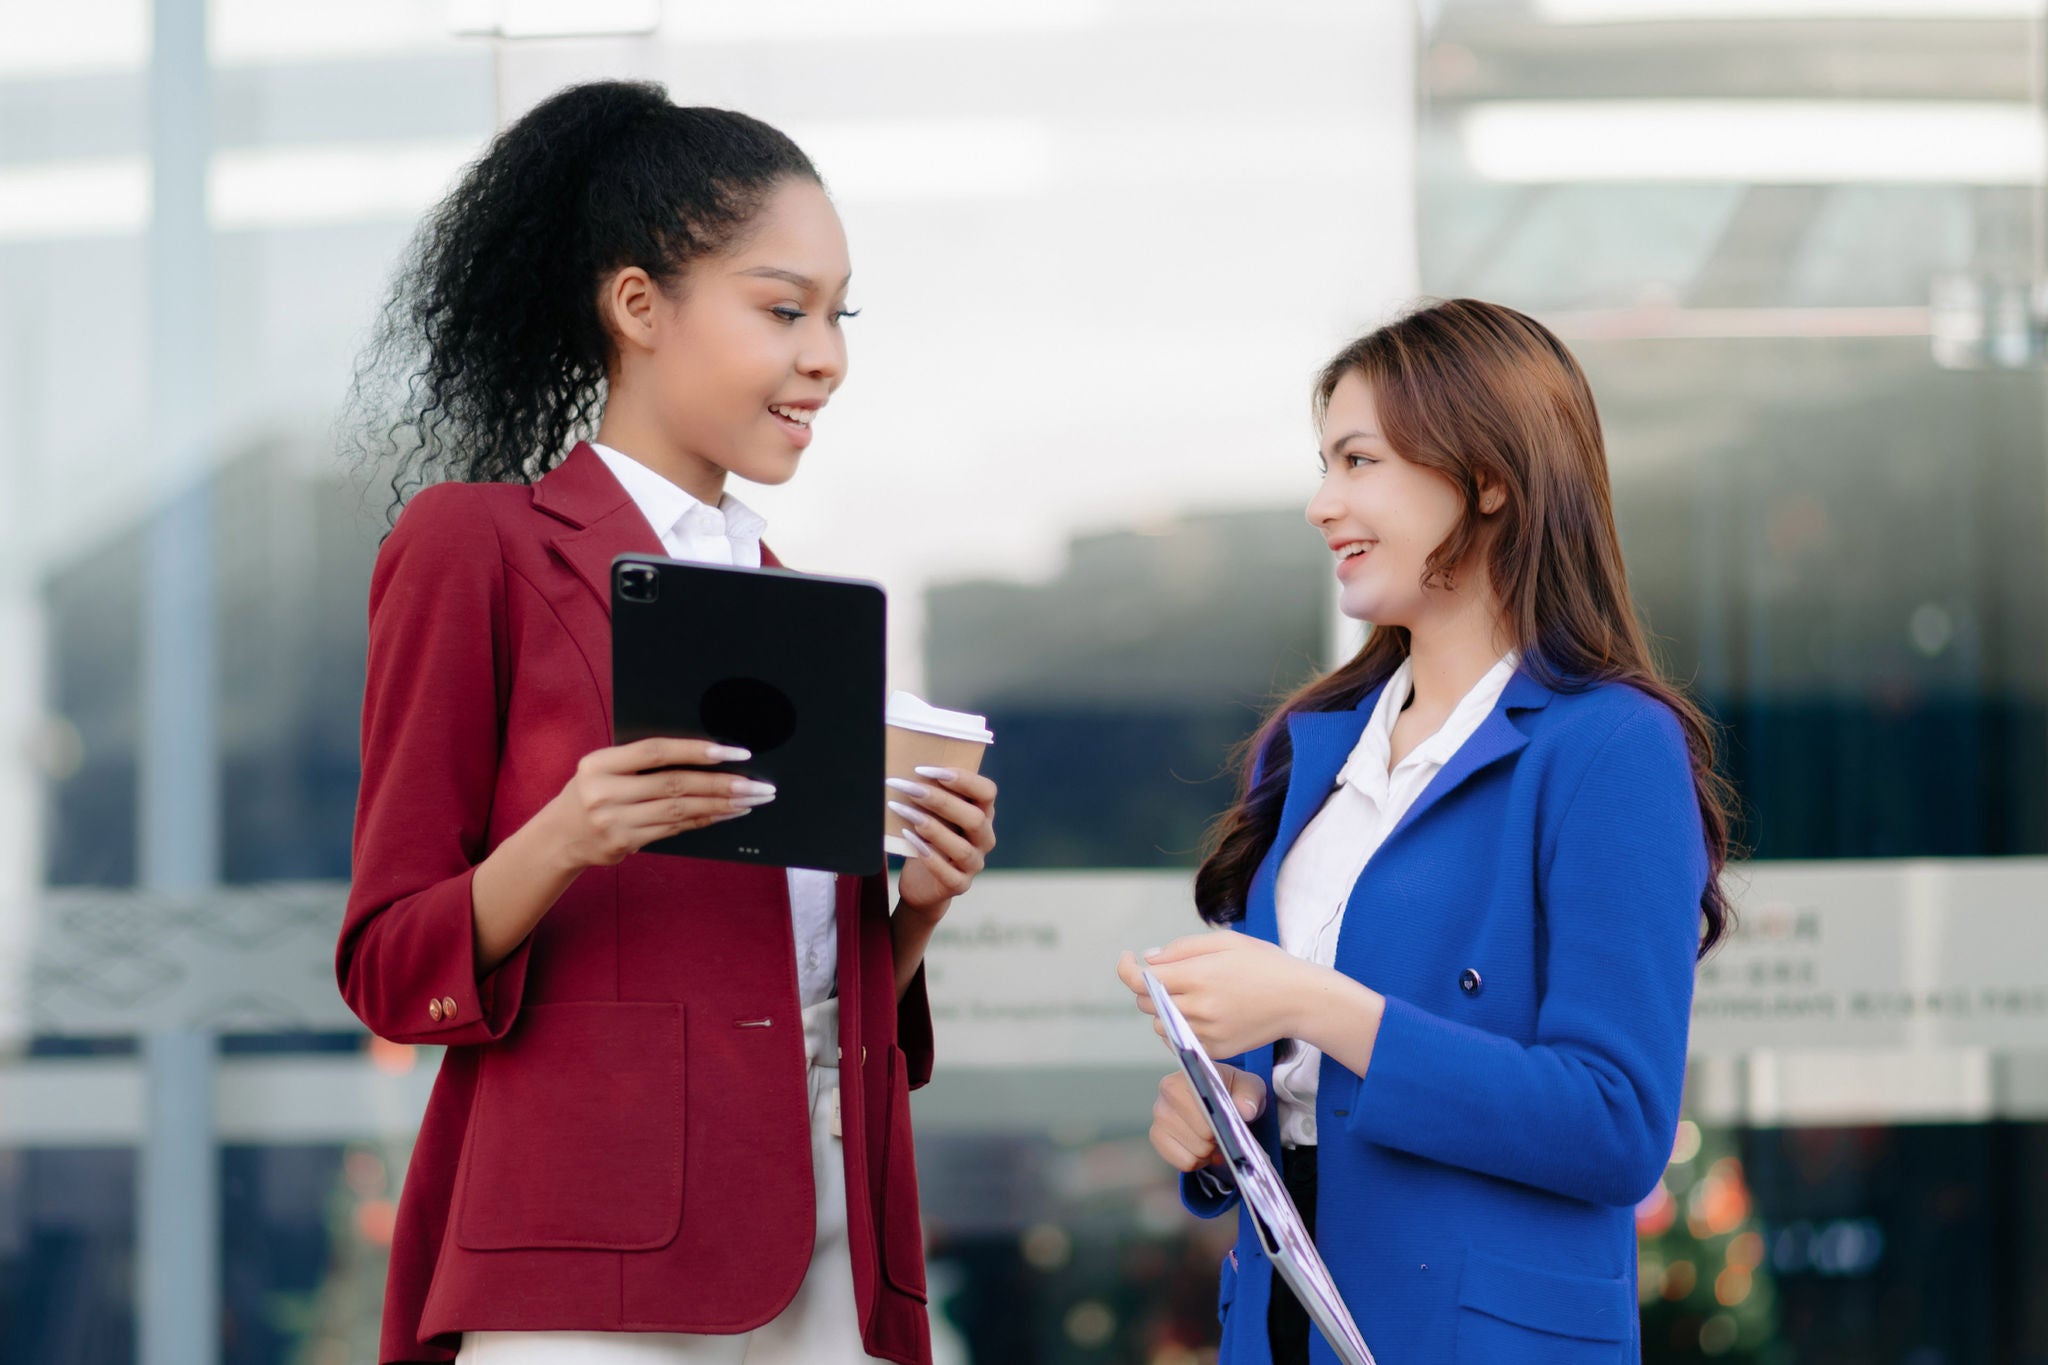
left=885, top=690, right=994, bottom=745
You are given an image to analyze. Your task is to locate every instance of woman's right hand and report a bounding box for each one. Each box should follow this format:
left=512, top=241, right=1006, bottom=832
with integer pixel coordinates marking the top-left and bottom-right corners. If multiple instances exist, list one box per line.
left=547, top=737, right=775, bottom=870
left=1150, top=1065, right=1267, bottom=1172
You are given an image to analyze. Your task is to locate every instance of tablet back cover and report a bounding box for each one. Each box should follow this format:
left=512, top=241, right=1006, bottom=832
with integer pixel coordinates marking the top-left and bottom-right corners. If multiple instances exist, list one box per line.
left=611, top=555, right=886, bottom=875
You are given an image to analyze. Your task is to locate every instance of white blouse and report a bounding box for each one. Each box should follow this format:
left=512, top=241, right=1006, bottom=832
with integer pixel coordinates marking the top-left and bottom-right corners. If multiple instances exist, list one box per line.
left=1269, top=651, right=1519, bottom=1147
left=593, top=443, right=839, bottom=1008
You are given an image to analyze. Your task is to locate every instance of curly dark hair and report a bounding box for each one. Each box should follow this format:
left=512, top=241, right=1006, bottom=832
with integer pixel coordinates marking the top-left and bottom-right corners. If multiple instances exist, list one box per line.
left=342, top=80, right=818, bottom=514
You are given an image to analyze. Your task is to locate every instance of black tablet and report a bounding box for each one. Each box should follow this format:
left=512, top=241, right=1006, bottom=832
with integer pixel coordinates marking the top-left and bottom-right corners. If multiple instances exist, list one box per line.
left=610, top=554, right=886, bottom=875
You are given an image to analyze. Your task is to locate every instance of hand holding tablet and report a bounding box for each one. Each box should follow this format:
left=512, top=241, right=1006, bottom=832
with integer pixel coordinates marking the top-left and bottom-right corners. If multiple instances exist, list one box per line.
left=609, top=555, right=997, bottom=878
left=611, top=555, right=887, bottom=874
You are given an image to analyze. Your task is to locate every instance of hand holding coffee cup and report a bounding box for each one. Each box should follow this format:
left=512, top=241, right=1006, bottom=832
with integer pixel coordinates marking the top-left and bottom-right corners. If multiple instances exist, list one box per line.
left=884, top=691, right=998, bottom=913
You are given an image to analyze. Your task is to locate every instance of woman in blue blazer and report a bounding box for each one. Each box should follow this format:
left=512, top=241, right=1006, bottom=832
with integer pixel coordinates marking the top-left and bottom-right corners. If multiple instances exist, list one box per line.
left=1117, top=299, right=1734, bottom=1364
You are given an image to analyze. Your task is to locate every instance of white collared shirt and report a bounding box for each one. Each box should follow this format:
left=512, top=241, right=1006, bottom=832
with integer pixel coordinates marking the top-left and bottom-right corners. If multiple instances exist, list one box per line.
left=1269, top=651, right=1520, bottom=1147
left=592, top=442, right=838, bottom=1008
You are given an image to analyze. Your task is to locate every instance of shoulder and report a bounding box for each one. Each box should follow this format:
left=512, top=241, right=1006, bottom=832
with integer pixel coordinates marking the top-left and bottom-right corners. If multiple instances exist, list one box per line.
left=380, top=481, right=529, bottom=566
left=1526, top=678, right=1693, bottom=790
left=1542, top=678, right=1681, bottom=737
left=371, top=481, right=530, bottom=606
left=390, top=479, right=527, bottom=537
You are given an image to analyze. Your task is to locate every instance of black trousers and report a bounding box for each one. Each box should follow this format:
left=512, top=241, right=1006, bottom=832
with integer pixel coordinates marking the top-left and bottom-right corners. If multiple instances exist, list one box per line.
left=1267, top=1144, right=1318, bottom=1365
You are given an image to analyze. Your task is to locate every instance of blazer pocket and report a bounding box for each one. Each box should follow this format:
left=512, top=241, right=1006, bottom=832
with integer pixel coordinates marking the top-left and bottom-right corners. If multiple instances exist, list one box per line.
left=452, top=1001, right=686, bottom=1252
left=877, top=1044, right=929, bottom=1301
left=1454, top=1250, right=1633, bottom=1364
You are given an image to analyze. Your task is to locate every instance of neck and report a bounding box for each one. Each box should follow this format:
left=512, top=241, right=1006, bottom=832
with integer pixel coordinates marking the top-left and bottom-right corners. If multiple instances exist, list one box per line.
left=1401, top=590, right=1513, bottom=715
left=594, top=404, right=727, bottom=507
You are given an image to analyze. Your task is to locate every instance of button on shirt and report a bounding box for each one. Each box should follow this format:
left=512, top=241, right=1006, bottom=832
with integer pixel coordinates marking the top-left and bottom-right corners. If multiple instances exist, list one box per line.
left=1270, top=651, right=1520, bottom=1147
left=592, top=442, right=839, bottom=1008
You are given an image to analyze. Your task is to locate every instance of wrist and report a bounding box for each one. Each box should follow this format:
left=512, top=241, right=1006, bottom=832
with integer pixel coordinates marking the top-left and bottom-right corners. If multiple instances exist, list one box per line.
left=1280, top=957, right=1325, bottom=1041
left=893, top=891, right=950, bottom=927
left=1289, top=963, right=1379, bottom=1054
left=531, top=792, right=594, bottom=877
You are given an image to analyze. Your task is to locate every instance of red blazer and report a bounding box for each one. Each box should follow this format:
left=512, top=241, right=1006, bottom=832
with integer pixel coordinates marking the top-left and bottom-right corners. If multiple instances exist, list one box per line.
left=337, top=443, right=934, bottom=1365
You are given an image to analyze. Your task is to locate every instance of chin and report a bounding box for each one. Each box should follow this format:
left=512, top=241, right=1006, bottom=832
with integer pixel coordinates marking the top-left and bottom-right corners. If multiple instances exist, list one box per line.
left=1338, top=589, right=1382, bottom=623
left=729, top=450, right=804, bottom=486
left=1341, top=592, right=1415, bottom=630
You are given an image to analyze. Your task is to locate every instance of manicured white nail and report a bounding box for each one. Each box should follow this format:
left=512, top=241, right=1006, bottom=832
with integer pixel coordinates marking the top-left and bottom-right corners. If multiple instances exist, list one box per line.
left=887, top=800, right=929, bottom=827
left=885, top=778, right=930, bottom=798
left=707, top=744, right=752, bottom=762
left=734, top=780, right=776, bottom=798
left=708, top=810, right=750, bottom=823
left=731, top=793, right=777, bottom=808
left=902, top=828, right=935, bottom=859
left=913, top=766, right=958, bottom=782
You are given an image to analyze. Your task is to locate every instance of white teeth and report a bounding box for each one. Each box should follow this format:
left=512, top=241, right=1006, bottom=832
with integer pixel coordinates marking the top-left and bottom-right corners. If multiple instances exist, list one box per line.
left=771, top=405, right=814, bottom=426
left=1341, top=543, right=1370, bottom=558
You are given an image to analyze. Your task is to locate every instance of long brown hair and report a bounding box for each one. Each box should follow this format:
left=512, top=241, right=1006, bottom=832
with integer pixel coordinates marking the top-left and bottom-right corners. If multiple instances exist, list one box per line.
left=1193, top=298, right=1736, bottom=957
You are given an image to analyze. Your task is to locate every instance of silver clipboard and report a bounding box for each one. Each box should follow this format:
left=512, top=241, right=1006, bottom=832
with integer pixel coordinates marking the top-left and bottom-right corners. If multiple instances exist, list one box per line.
left=1144, top=968, right=1377, bottom=1365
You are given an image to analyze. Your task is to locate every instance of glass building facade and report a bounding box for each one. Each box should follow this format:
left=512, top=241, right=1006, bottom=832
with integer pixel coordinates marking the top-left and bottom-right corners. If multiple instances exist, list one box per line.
left=3, top=2, right=2046, bottom=1362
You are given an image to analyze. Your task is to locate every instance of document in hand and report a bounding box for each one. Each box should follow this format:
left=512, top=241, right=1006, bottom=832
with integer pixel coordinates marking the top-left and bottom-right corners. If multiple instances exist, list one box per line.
left=1143, top=968, right=1378, bottom=1365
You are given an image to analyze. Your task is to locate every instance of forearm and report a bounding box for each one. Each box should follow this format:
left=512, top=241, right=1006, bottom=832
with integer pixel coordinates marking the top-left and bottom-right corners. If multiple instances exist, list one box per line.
left=469, top=797, right=584, bottom=975
left=1291, top=965, right=1386, bottom=1079
left=890, top=897, right=946, bottom=1000
left=1343, top=996, right=1679, bottom=1205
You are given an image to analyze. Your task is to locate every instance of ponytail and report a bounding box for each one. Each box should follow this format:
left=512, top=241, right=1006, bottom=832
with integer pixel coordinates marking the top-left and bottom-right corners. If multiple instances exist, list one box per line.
left=343, top=80, right=817, bottom=512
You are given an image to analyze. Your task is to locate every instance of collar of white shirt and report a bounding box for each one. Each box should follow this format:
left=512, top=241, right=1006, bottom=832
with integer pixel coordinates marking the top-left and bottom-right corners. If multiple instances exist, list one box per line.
left=1338, top=650, right=1522, bottom=792
left=590, top=441, right=768, bottom=549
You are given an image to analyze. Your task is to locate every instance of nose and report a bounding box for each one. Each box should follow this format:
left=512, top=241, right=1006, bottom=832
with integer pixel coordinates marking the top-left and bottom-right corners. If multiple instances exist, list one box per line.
left=799, top=319, right=847, bottom=386
left=1305, top=471, right=1343, bottom=530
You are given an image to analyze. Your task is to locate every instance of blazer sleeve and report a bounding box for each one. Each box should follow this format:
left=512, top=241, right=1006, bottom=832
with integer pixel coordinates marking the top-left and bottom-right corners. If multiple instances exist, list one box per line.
left=1343, top=705, right=1706, bottom=1207
left=1180, top=1166, right=1242, bottom=1219
left=335, top=484, right=531, bottom=1046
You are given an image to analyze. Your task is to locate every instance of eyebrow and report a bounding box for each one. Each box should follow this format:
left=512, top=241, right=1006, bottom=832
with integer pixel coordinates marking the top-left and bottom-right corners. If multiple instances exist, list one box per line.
left=1324, top=429, right=1383, bottom=453
left=735, top=265, right=852, bottom=293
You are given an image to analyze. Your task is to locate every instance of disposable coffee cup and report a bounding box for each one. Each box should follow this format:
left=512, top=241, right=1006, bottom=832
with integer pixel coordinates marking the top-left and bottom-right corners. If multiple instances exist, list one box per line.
left=885, top=691, right=994, bottom=858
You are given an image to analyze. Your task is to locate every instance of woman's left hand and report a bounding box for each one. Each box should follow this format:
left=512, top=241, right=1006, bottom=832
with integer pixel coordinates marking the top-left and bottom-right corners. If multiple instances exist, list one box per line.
left=1116, top=931, right=1316, bottom=1059
left=890, top=767, right=998, bottom=918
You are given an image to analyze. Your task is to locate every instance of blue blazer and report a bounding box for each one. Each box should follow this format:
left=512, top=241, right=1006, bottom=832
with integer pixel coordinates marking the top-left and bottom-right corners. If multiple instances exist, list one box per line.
left=1186, top=667, right=1708, bottom=1364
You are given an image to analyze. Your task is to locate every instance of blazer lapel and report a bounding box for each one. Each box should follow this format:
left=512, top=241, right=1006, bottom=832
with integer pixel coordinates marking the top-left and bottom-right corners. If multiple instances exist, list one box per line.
left=1272, top=684, right=1386, bottom=867
left=535, top=443, right=666, bottom=614
left=527, top=444, right=667, bottom=726
left=833, top=871, right=861, bottom=1058
left=1247, top=666, right=1557, bottom=935
left=1243, top=685, right=1382, bottom=944
left=537, top=444, right=788, bottom=602
left=1380, top=666, right=1552, bottom=848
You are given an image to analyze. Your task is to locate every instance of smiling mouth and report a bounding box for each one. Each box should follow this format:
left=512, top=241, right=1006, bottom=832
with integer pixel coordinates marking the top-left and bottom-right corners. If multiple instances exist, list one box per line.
left=769, top=404, right=815, bottom=427
left=1334, top=541, right=1377, bottom=560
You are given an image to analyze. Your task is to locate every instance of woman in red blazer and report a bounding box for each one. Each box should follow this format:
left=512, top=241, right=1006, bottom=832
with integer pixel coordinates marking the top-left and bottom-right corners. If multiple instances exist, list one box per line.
left=336, top=82, right=996, bottom=1365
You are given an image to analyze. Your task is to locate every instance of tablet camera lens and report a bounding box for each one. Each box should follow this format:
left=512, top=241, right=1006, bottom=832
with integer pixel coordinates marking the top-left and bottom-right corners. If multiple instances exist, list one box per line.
left=618, top=564, right=659, bottom=603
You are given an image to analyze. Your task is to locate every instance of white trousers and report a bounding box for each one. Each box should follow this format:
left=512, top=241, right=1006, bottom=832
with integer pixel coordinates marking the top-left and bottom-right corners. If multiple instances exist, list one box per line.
left=455, top=999, right=887, bottom=1365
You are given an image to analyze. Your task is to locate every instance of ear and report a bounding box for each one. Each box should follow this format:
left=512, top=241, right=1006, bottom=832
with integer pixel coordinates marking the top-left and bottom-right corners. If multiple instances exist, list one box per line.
left=600, top=266, right=662, bottom=355
left=1476, top=473, right=1507, bottom=516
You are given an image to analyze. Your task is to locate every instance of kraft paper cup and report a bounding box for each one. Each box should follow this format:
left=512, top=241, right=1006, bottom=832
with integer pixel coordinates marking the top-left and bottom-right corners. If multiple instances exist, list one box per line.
left=884, top=691, right=993, bottom=858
